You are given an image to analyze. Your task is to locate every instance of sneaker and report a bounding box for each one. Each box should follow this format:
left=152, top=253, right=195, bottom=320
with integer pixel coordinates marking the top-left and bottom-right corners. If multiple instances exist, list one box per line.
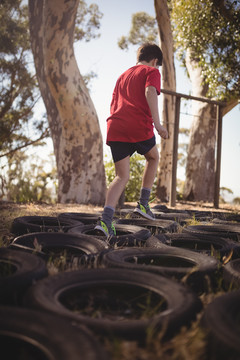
left=133, top=202, right=156, bottom=221
left=94, top=220, right=116, bottom=237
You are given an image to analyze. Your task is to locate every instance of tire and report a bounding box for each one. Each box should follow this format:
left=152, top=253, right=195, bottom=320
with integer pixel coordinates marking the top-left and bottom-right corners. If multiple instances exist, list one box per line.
left=24, top=268, right=202, bottom=340
left=58, top=212, right=101, bottom=225
left=11, top=216, right=83, bottom=235
left=115, top=218, right=179, bottom=234
left=68, top=224, right=151, bottom=247
left=201, top=290, right=240, bottom=359
left=183, top=224, right=240, bottom=242
left=212, top=218, right=240, bottom=226
left=223, top=259, right=240, bottom=289
left=154, top=212, right=192, bottom=225
left=147, top=233, right=240, bottom=260
left=0, top=306, right=109, bottom=360
left=9, top=232, right=109, bottom=267
left=100, top=247, right=220, bottom=292
left=0, top=248, right=48, bottom=305
left=152, top=204, right=169, bottom=212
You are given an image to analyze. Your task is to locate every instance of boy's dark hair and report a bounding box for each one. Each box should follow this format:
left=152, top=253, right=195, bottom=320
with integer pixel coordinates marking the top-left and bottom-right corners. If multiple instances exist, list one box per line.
left=137, top=43, right=163, bottom=66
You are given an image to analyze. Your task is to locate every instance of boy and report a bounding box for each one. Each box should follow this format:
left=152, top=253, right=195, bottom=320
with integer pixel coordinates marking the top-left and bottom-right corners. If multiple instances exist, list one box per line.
left=95, top=43, right=168, bottom=236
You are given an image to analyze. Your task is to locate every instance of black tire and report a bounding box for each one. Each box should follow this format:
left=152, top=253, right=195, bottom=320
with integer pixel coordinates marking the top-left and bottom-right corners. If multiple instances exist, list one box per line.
left=115, top=218, right=179, bottom=234
left=154, top=212, right=192, bottom=225
left=24, top=268, right=202, bottom=340
left=11, top=216, right=83, bottom=235
left=147, top=232, right=240, bottom=260
left=100, top=247, right=220, bottom=292
left=9, top=232, right=108, bottom=267
left=0, top=306, right=109, bottom=360
left=223, top=259, right=240, bottom=289
left=212, top=218, right=240, bottom=226
left=183, top=224, right=240, bottom=242
left=58, top=212, right=101, bottom=225
left=201, top=290, right=240, bottom=359
left=68, top=224, right=151, bottom=247
left=152, top=204, right=169, bottom=212
left=0, top=248, right=48, bottom=305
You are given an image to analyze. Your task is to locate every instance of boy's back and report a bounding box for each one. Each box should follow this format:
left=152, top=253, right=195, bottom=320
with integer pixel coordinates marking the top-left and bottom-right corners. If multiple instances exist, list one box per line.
left=107, top=64, right=161, bottom=143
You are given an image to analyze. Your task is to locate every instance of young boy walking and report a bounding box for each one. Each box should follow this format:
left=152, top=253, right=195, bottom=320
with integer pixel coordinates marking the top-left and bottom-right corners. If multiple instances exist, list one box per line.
left=95, top=43, right=168, bottom=236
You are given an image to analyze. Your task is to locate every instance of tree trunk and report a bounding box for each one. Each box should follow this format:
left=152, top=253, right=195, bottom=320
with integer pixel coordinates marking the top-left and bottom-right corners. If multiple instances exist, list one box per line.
left=154, top=0, right=176, bottom=202
left=28, top=0, right=61, bottom=165
left=28, top=0, right=106, bottom=204
left=183, top=50, right=217, bottom=202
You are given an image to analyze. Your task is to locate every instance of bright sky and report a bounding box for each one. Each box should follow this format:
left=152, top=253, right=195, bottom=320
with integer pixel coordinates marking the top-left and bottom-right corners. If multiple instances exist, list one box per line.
left=37, top=0, right=240, bottom=202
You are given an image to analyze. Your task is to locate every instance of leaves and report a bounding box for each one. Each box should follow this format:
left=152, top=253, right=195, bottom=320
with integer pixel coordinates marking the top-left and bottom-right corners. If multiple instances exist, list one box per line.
left=118, top=12, right=158, bottom=50
left=171, top=0, right=240, bottom=100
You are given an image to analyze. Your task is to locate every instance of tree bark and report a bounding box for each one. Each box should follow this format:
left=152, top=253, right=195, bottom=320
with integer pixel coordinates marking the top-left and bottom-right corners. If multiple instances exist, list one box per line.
left=183, top=50, right=217, bottom=201
left=28, top=0, right=106, bottom=204
left=154, top=0, right=176, bottom=202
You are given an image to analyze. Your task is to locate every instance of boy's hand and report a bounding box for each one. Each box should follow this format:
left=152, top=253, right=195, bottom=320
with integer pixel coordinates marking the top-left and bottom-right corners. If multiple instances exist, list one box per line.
left=156, top=125, right=168, bottom=139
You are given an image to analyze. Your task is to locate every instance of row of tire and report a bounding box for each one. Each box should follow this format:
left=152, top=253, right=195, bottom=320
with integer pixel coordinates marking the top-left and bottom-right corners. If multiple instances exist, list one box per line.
left=1, top=206, right=240, bottom=359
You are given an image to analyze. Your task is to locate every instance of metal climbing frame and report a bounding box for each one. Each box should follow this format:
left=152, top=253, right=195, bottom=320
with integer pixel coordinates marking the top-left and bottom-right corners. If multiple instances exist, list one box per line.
left=161, top=89, right=225, bottom=209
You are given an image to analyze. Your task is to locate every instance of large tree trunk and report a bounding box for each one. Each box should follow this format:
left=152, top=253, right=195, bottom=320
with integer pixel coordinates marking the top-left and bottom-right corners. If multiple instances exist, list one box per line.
left=154, top=0, right=176, bottom=202
left=28, top=0, right=106, bottom=204
left=183, top=50, right=217, bottom=201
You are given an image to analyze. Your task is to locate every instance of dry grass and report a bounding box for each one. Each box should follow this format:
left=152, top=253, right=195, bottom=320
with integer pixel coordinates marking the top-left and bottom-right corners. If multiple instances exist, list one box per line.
left=0, top=200, right=239, bottom=359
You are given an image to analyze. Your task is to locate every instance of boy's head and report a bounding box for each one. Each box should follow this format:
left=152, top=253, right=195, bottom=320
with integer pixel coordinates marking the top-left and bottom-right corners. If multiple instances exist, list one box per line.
left=137, top=43, right=163, bottom=67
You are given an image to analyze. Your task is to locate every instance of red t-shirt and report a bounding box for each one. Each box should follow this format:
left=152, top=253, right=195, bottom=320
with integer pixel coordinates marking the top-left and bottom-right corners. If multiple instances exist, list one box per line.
left=106, top=65, right=161, bottom=144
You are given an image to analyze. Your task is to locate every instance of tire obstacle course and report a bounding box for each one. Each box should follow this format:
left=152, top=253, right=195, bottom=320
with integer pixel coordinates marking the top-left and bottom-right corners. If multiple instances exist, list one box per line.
left=1, top=205, right=240, bottom=358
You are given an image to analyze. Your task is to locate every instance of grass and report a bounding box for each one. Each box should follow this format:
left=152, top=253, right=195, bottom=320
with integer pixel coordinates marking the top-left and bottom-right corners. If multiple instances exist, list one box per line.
left=0, top=200, right=240, bottom=359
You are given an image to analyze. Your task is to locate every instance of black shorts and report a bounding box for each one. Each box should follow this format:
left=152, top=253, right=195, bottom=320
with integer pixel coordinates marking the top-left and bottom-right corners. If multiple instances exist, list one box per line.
left=108, top=136, right=156, bottom=163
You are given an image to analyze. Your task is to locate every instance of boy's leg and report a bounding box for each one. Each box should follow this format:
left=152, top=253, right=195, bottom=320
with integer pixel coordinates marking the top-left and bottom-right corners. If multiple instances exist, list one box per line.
left=142, top=145, right=159, bottom=190
left=105, top=155, right=130, bottom=208
left=96, top=156, right=130, bottom=236
left=134, top=145, right=159, bottom=220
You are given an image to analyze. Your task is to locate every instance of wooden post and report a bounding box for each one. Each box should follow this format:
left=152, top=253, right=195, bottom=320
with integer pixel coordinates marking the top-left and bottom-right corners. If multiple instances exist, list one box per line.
left=214, top=105, right=223, bottom=208
left=170, top=96, right=181, bottom=207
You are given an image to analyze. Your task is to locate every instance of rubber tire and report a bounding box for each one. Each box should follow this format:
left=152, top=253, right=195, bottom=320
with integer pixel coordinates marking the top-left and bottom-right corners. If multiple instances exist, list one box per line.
left=24, top=268, right=202, bottom=341
left=154, top=212, right=192, bottom=225
left=10, top=232, right=108, bottom=256
left=0, top=248, right=48, bottom=305
left=0, top=306, right=109, bottom=360
left=116, top=218, right=179, bottom=234
left=183, top=224, right=240, bottom=242
left=223, top=259, right=240, bottom=289
left=9, top=232, right=109, bottom=268
left=201, top=290, right=240, bottom=359
left=146, top=233, right=240, bottom=260
left=68, top=224, right=151, bottom=247
left=58, top=212, right=101, bottom=225
left=100, top=247, right=220, bottom=292
left=11, top=216, right=83, bottom=235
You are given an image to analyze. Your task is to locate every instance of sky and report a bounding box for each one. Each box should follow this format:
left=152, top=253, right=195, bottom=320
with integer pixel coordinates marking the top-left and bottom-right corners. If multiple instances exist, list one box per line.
left=36, top=0, right=240, bottom=202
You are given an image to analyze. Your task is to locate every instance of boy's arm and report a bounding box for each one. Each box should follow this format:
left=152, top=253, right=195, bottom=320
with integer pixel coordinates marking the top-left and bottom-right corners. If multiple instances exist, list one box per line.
left=145, top=86, right=168, bottom=139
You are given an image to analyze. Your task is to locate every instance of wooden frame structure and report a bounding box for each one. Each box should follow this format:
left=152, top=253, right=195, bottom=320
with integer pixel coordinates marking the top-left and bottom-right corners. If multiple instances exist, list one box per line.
left=161, top=89, right=225, bottom=209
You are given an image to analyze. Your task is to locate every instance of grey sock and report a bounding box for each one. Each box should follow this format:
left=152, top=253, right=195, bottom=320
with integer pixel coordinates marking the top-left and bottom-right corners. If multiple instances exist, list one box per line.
left=140, top=187, right=151, bottom=207
left=102, top=206, right=115, bottom=227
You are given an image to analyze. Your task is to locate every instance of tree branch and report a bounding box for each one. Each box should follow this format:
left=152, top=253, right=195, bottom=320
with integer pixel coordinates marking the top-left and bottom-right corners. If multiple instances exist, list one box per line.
left=0, top=128, right=50, bottom=158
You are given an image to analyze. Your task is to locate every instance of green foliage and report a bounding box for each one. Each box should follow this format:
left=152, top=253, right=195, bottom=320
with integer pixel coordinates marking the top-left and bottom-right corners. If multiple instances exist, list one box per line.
left=171, top=0, right=240, bottom=100
left=75, top=1, right=103, bottom=42
left=233, top=197, right=240, bottom=205
left=118, top=12, right=158, bottom=50
left=0, top=0, right=46, bottom=156
left=105, top=153, right=156, bottom=203
left=0, top=150, right=57, bottom=203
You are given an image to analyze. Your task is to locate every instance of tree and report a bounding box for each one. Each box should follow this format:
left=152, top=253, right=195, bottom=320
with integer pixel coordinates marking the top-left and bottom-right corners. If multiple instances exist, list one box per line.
left=0, top=0, right=47, bottom=157
left=28, top=0, right=106, bottom=204
left=118, top=2, right=176, bottom=202
left=171, top=0, right=240, bottom=202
